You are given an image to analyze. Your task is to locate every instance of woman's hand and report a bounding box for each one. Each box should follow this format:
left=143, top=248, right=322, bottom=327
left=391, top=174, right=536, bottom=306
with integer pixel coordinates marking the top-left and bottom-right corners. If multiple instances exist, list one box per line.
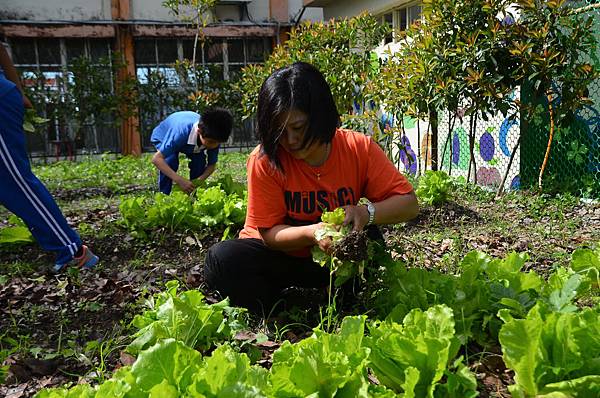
left=310, top=222, right=336, bottom=254
left=341, top=204, right=370, bottom=231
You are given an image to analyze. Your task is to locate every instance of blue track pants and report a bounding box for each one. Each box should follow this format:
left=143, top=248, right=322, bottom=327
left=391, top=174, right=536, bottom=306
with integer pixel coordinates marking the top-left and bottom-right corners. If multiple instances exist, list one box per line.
left=0, top=85, right=81, bottom=265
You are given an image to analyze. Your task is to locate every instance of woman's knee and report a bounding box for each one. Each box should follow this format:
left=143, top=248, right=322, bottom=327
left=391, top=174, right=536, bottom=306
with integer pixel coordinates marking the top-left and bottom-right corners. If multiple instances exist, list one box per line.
left=203, top=241, right=228, bottom=288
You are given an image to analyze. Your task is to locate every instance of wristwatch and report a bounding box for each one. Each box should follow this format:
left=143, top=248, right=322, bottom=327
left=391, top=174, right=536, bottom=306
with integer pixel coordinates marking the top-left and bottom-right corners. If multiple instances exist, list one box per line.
left=365, top=201, right=376, bottom=225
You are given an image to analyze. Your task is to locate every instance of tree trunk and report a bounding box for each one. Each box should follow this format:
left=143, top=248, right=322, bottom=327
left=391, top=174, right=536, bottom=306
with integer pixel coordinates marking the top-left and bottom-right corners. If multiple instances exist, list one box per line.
left=538, top=92, right=554, bottom=190
left=496, top=135, right=521, bottom=197
left=429, top=109, right=439, bottom=171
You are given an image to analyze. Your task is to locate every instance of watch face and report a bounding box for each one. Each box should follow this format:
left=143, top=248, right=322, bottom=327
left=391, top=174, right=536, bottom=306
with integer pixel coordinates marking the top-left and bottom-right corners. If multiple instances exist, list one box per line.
left=367, top=202, right=375, bottom=224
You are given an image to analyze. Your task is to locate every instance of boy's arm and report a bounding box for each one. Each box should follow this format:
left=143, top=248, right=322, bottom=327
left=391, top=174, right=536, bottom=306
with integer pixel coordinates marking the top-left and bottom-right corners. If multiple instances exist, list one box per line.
left=151, top=151, right=194, bottom=193
left=0, top=44, right=32, bottom=108
left=196, top=163, right=215, bottom=181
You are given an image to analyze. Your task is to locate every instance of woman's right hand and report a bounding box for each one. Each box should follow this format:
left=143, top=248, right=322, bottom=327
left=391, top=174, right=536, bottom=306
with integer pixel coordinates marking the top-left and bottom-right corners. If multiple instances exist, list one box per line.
left=310, top=222, right=335, bottom=254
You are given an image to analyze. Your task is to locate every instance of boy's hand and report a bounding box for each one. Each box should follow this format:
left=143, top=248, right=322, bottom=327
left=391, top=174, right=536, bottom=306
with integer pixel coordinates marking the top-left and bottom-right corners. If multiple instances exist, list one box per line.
left=23, top=94, right=33, bottom=109
left=176, top=177, right=195, bottom=194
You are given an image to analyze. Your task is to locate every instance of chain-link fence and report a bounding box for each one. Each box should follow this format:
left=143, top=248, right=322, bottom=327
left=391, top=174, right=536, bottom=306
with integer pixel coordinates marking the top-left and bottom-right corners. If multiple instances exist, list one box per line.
left=519, top=1, right=600, bottom=197
left=435, top=1, right=600, bottom=198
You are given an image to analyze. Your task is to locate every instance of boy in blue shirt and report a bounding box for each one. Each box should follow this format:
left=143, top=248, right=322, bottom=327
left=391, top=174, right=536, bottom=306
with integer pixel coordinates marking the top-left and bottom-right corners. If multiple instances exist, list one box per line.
left=151, top=108, right=233, bottom=194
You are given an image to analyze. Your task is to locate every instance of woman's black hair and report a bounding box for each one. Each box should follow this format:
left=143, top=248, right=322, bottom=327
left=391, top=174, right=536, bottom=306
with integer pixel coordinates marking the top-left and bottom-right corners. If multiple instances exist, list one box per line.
left=256, top=62, right=340, bottom=170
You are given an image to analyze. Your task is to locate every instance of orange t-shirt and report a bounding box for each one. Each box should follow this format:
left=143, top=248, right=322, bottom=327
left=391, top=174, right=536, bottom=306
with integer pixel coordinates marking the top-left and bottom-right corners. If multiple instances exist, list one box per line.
left=239, top=129, right=413, bottom=255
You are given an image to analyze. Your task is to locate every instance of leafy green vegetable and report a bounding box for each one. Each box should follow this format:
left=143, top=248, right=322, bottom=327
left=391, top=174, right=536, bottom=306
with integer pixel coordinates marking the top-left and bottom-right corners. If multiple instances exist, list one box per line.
left=119, top=180, right=246, bottom=239
left=416, top=170, right=453, bottom=206
left=570, top=246, right=600, bottom=291
left=0, top=215, right=34, bottom=246
left=23, top=108, right=49, bottom=133
left=128, top=280, right=247, bottom=354
left=312, top=208, right=370, bottom=287
left=33, top=384, right=95, bottom=398
left=188, top=344, right=269, bottom=397
left=366, top=305, right=477, bottom=398
left=499, top=303, right=600, bottom=397
left=270, top=315, right=378, bottom=397
left=321, top=207, right=346, bottom=225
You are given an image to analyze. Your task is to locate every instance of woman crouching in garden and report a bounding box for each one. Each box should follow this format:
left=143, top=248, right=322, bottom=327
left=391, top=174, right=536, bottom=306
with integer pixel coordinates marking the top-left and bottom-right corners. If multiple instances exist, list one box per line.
left=204, top=61, right=419, bottom=314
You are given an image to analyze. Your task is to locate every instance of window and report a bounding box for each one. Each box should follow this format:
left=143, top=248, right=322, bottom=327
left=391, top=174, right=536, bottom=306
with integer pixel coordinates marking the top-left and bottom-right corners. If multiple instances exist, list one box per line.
left=246, top=38, right=270, bottom=63
left=89, top=39, right=110, bottom=61
left=227, top=39, right=244, bottom=63
left=65, top=39, right=85, bottom=61
left=382, top=12, right=394, bottom=44
left=204, top=39, right=224, bottom=63
left=36, top=39, right=61, bottom=65
left=8, top=37, right=117, bottom=154
left=157, top=39, right=178, bottom=64
left=10, top=38, right=36, bottom=65
left=135, top=39, right=157, bottom=65
left=408, top=5, right=422, bottom=27
left=378, top=3, right=423, bottom=44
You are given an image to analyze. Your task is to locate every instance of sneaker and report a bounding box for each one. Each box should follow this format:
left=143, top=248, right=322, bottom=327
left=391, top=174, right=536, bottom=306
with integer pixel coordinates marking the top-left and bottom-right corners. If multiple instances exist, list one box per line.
left=52, top=245, right=99, bottom=273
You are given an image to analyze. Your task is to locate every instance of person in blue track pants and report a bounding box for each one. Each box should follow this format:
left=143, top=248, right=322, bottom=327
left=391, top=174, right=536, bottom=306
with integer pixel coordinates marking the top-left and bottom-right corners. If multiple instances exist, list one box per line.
left=150, top=109, right=233, bottom=195
left=0, top=42, right=99, bottom=273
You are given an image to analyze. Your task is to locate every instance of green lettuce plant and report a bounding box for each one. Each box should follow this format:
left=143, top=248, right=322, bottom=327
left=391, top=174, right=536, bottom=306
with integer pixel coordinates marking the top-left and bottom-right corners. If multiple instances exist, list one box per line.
left=127, top=280, right=247, bottom=354
left=366, top=305, right=478, bottom=398
left=119, top=175, right=246, bottom=239
left=0, top=215, right=34, bottom=246
left=499, top=303, right=600, bottom=397
left=416, top=170, right=453, bottom=206
left=269, top=315, right=380, bottom=397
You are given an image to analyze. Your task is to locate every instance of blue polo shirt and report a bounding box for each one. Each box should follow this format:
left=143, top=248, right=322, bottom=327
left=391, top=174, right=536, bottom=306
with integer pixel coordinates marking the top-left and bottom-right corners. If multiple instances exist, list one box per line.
left=150, top=111, right=219, bottom=164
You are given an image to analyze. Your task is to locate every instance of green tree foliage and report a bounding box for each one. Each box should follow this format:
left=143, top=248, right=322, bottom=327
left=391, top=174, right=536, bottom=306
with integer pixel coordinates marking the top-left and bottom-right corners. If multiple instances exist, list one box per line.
left=368, top=0, right=598, bottom=190
left=22, top=55, right=138, bottom=148
left=236, top=14, right=389, bottom=119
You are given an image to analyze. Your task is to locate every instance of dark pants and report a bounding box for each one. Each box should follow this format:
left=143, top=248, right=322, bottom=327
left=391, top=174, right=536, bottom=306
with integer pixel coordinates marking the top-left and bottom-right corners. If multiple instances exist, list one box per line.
left=158, top=151, right=206, bottom=194
left=204, top=238, right=330, bottom=314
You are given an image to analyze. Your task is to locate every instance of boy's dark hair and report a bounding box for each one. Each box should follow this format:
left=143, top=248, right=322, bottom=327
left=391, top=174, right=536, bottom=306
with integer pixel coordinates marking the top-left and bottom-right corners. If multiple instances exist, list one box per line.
left=200, top=107, right=233, bottom=142
left=256, top=62, right=340, bottom=170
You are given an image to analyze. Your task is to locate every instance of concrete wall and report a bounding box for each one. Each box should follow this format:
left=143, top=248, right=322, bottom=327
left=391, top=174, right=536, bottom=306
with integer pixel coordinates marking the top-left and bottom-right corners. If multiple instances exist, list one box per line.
left=288, top=0, right=323, bottom=22
left=0, top=0, right=313, bottom=24
left=130, top=0, right=175, bottom=21
left=320, top=0, right=403, bottom=20
left=247, top=1, right=271, bottom=22
left=0, top=0, right=111, bottom=21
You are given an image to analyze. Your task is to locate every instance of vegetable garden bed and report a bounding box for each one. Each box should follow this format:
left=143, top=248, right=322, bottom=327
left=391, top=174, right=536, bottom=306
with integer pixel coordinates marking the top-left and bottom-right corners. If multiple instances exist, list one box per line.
left=0, top=154, right=599, bottom=397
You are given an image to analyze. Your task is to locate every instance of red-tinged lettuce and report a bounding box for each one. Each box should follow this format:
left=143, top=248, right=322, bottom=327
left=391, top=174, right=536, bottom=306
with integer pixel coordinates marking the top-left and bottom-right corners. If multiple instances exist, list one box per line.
left=365, top=305, right=478, bottom=398
left=128, top=280, right=247, bottom=354
left=269, top=316, right=381, bottom=397
left=499, top=303, right=600, bottom=397
left=187, top=344, right=269, bottom=397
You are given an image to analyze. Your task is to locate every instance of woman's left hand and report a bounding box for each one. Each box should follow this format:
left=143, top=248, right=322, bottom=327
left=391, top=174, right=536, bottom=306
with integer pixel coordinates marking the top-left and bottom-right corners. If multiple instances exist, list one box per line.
left=341, top=204, right=370, bottom=232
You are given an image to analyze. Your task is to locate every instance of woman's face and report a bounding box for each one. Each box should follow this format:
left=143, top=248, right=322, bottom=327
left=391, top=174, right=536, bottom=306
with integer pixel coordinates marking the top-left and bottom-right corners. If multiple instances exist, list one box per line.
left=277, top=109, right=319, bottom=161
